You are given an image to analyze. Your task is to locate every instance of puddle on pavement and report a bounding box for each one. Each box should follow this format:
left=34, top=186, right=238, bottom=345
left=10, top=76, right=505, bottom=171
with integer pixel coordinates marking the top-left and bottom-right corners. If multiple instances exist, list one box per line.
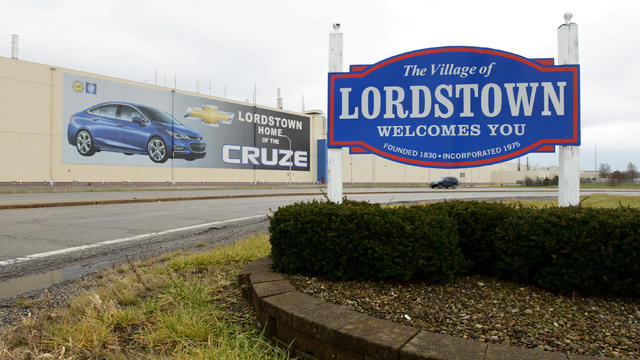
left=0, top=265, right=86, bottom=299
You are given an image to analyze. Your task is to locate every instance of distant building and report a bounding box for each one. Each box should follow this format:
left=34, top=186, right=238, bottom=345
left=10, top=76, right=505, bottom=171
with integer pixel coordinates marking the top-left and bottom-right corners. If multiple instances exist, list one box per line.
left=0, top=55, right=565, bottom=186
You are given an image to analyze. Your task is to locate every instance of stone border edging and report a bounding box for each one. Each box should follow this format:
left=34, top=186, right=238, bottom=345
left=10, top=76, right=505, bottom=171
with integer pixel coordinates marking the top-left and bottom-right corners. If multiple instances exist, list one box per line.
left=239, top=256, right=616, bottom=360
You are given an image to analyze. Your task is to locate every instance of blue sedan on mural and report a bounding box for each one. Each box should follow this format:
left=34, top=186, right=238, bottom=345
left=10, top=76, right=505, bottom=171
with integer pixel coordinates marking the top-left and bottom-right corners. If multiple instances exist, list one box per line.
left=67, top=102, right=206, bottom=163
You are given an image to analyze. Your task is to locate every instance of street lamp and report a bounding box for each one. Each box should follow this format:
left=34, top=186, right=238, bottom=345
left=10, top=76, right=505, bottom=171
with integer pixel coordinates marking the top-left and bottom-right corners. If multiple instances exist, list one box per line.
left=282, top=134, right=292, bottom=184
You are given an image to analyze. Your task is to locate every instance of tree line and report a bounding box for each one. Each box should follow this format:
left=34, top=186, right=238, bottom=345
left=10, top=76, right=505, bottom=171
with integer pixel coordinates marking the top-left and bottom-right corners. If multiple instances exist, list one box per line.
left=599, top=162, right=638, bottom=186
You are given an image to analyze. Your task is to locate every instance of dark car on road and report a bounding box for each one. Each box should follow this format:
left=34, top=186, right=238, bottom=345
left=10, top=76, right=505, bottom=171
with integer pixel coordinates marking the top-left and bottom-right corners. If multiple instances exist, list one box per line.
left=430, top=176, right=459, bottom=188
left=67, top=102, right=206, bottom=163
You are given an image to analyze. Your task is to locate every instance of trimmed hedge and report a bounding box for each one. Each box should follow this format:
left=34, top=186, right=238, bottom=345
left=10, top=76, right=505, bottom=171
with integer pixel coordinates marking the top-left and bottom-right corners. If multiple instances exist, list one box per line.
left=495, top=206, right=640, bottom=295
left=269, top=200, right=640, bottom=296
left=425, top=201, right=513, bottom=275
left=269, top=200, right=462, bottom=281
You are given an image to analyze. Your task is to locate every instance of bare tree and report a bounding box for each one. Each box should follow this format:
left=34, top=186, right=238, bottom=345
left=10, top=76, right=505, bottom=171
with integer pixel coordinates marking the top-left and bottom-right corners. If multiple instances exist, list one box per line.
left=626, top=162, right=638, bottom=180
left=599, top=163, right=612, bottom=179
left=609, top=170, right=625, bottom=187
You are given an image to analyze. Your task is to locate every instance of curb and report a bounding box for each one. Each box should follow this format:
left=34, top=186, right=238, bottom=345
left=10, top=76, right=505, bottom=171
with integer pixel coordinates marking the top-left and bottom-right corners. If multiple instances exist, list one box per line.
left=0, top=189, right=484, bottom=210
left=239, top=257, right=617, bottom=360
left=0, top=192, right=321, bottom=210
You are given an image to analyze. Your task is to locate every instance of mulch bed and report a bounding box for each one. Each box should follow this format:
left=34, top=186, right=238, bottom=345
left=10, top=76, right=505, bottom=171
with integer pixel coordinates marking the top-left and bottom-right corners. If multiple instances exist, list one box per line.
left=287, top=274, right=640, bottom=359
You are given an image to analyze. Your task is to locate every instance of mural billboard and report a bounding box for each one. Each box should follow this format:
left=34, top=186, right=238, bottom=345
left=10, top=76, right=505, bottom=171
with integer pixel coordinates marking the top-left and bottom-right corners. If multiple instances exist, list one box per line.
left=62, top=73, right=310, bottom=171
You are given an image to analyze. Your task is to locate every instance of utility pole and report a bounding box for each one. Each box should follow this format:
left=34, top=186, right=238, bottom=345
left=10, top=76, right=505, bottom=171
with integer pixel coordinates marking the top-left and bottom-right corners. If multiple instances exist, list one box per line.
left=253, top=84, right=257, bottom=105
left=11, top=34, right=18, bottom=59
left=595, top=145, right=598, bottom=186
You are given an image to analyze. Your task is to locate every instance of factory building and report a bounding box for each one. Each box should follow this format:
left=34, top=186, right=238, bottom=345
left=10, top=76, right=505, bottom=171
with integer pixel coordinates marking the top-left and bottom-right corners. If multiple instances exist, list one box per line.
left=0, top=55, right=557, bottom=186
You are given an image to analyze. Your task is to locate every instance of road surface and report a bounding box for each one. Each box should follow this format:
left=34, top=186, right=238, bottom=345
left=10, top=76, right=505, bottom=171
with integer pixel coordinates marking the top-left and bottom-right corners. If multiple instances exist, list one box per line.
left=0, top=187, right=637, bottom=297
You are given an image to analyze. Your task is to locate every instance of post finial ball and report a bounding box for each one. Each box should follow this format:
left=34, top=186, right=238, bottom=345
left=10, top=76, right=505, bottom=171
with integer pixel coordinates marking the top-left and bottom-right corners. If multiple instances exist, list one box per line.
left=564, top=12, right=573, bottom=23
left=333, top=23, right=341, bottom=31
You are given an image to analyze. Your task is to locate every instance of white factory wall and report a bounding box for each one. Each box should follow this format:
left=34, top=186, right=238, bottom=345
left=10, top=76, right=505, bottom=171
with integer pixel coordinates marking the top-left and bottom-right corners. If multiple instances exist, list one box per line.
left=0, top=56, right=558, bottom=185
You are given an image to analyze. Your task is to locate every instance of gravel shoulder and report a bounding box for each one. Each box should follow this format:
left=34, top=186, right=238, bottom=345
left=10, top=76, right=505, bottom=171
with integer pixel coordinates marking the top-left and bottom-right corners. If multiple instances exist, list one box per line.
left=0, top=272, right=102, bottom=331
left=287, top=274, right=640, bottom=359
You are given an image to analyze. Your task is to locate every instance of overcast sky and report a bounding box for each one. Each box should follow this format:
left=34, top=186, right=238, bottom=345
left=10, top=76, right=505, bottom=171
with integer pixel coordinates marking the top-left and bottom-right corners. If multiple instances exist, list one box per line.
left=1, top=0, right=638, bottom=171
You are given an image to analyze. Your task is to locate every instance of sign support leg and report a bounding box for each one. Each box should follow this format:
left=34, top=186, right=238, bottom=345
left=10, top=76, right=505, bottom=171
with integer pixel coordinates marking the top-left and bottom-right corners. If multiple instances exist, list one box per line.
left=558, top=12, right=580, bottom=207
left=327, top=148, right=343, bottom=202
left=328, top=24, right=343, bottom=203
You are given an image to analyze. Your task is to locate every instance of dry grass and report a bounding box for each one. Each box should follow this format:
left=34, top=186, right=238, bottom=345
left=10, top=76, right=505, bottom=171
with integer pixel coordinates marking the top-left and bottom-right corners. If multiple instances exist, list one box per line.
left=397, top=194, right=640, bottom=210
left=0, top=234, right=291, bottom=360
left=511, top=194, right=640, bottom=209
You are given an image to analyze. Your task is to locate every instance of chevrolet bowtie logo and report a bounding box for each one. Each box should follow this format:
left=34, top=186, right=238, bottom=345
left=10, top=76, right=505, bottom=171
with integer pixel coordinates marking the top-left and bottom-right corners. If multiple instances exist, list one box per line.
left=185, top=105, right=234, bottom=126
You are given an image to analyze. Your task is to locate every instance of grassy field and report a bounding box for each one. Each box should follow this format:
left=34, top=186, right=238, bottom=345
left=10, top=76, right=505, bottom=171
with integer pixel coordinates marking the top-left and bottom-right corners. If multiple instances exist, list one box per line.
left=511, top=194, right=640, bottom=208
left=0, top=234, right=292, bottom=360
left=580, top=182, right=640, bottom=189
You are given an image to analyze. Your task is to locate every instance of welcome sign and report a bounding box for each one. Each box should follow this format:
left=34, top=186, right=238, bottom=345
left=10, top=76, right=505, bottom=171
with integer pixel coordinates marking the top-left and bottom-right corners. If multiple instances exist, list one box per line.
left=328, top=46, right=580, bottom=168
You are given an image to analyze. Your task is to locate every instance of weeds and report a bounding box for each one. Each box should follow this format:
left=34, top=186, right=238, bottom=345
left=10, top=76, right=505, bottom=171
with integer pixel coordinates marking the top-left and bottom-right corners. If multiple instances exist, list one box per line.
left=0, top=233, right=291, bottom=360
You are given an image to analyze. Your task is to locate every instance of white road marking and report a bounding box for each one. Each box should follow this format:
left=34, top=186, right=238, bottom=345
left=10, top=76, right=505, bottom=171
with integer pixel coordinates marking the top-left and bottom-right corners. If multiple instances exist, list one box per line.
left=0, top=215, right=267, bottom=267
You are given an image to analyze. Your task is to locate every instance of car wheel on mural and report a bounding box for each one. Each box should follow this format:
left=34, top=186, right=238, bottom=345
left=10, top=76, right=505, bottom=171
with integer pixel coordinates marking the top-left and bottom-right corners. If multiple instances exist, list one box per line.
left=147, top=137, right=168, bottom=163
left=67, top=102, right=206, bottom=163
left=75, top=130, right=96, bottom=156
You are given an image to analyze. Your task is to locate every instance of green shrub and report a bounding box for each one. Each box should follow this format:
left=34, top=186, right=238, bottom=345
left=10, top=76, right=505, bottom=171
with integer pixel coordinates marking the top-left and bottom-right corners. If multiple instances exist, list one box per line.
left=270, top=200, right=640, bottom=296
left=426, top=201, right=513, bottom=275
left=269, top=200, right=462, bottom=281
left=495, top=206, right=640, bottom=295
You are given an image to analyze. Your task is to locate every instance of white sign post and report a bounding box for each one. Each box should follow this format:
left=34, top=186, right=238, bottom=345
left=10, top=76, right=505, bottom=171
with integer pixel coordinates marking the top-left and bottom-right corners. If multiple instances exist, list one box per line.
left=558, top=12, right=580, bottom=207
left=328, top=24, right=343, bottom=203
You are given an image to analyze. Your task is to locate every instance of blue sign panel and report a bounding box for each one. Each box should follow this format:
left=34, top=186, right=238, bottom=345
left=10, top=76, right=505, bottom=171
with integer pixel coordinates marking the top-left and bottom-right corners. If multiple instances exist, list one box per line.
left=328, top=46, right=580, bottom=168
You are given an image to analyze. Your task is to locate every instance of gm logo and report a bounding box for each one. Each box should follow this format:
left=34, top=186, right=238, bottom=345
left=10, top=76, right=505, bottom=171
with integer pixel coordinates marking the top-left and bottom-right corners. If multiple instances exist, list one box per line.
left=72, top=81, right=84, bottom=92
left=86, top=82, right=97, bottom=94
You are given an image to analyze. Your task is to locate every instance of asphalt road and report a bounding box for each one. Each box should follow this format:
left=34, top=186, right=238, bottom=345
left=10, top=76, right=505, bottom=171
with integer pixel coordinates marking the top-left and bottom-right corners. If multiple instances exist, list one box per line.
left=0, top=186, right=638, bottom=298
left=2, top=187, right=638, bottom=261
left=0, top=186, right=558, bottom=206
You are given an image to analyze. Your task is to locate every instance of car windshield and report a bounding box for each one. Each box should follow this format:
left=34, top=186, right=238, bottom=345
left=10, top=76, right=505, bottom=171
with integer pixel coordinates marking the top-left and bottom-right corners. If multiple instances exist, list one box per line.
left=138, top=105, right=182, bottom=125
